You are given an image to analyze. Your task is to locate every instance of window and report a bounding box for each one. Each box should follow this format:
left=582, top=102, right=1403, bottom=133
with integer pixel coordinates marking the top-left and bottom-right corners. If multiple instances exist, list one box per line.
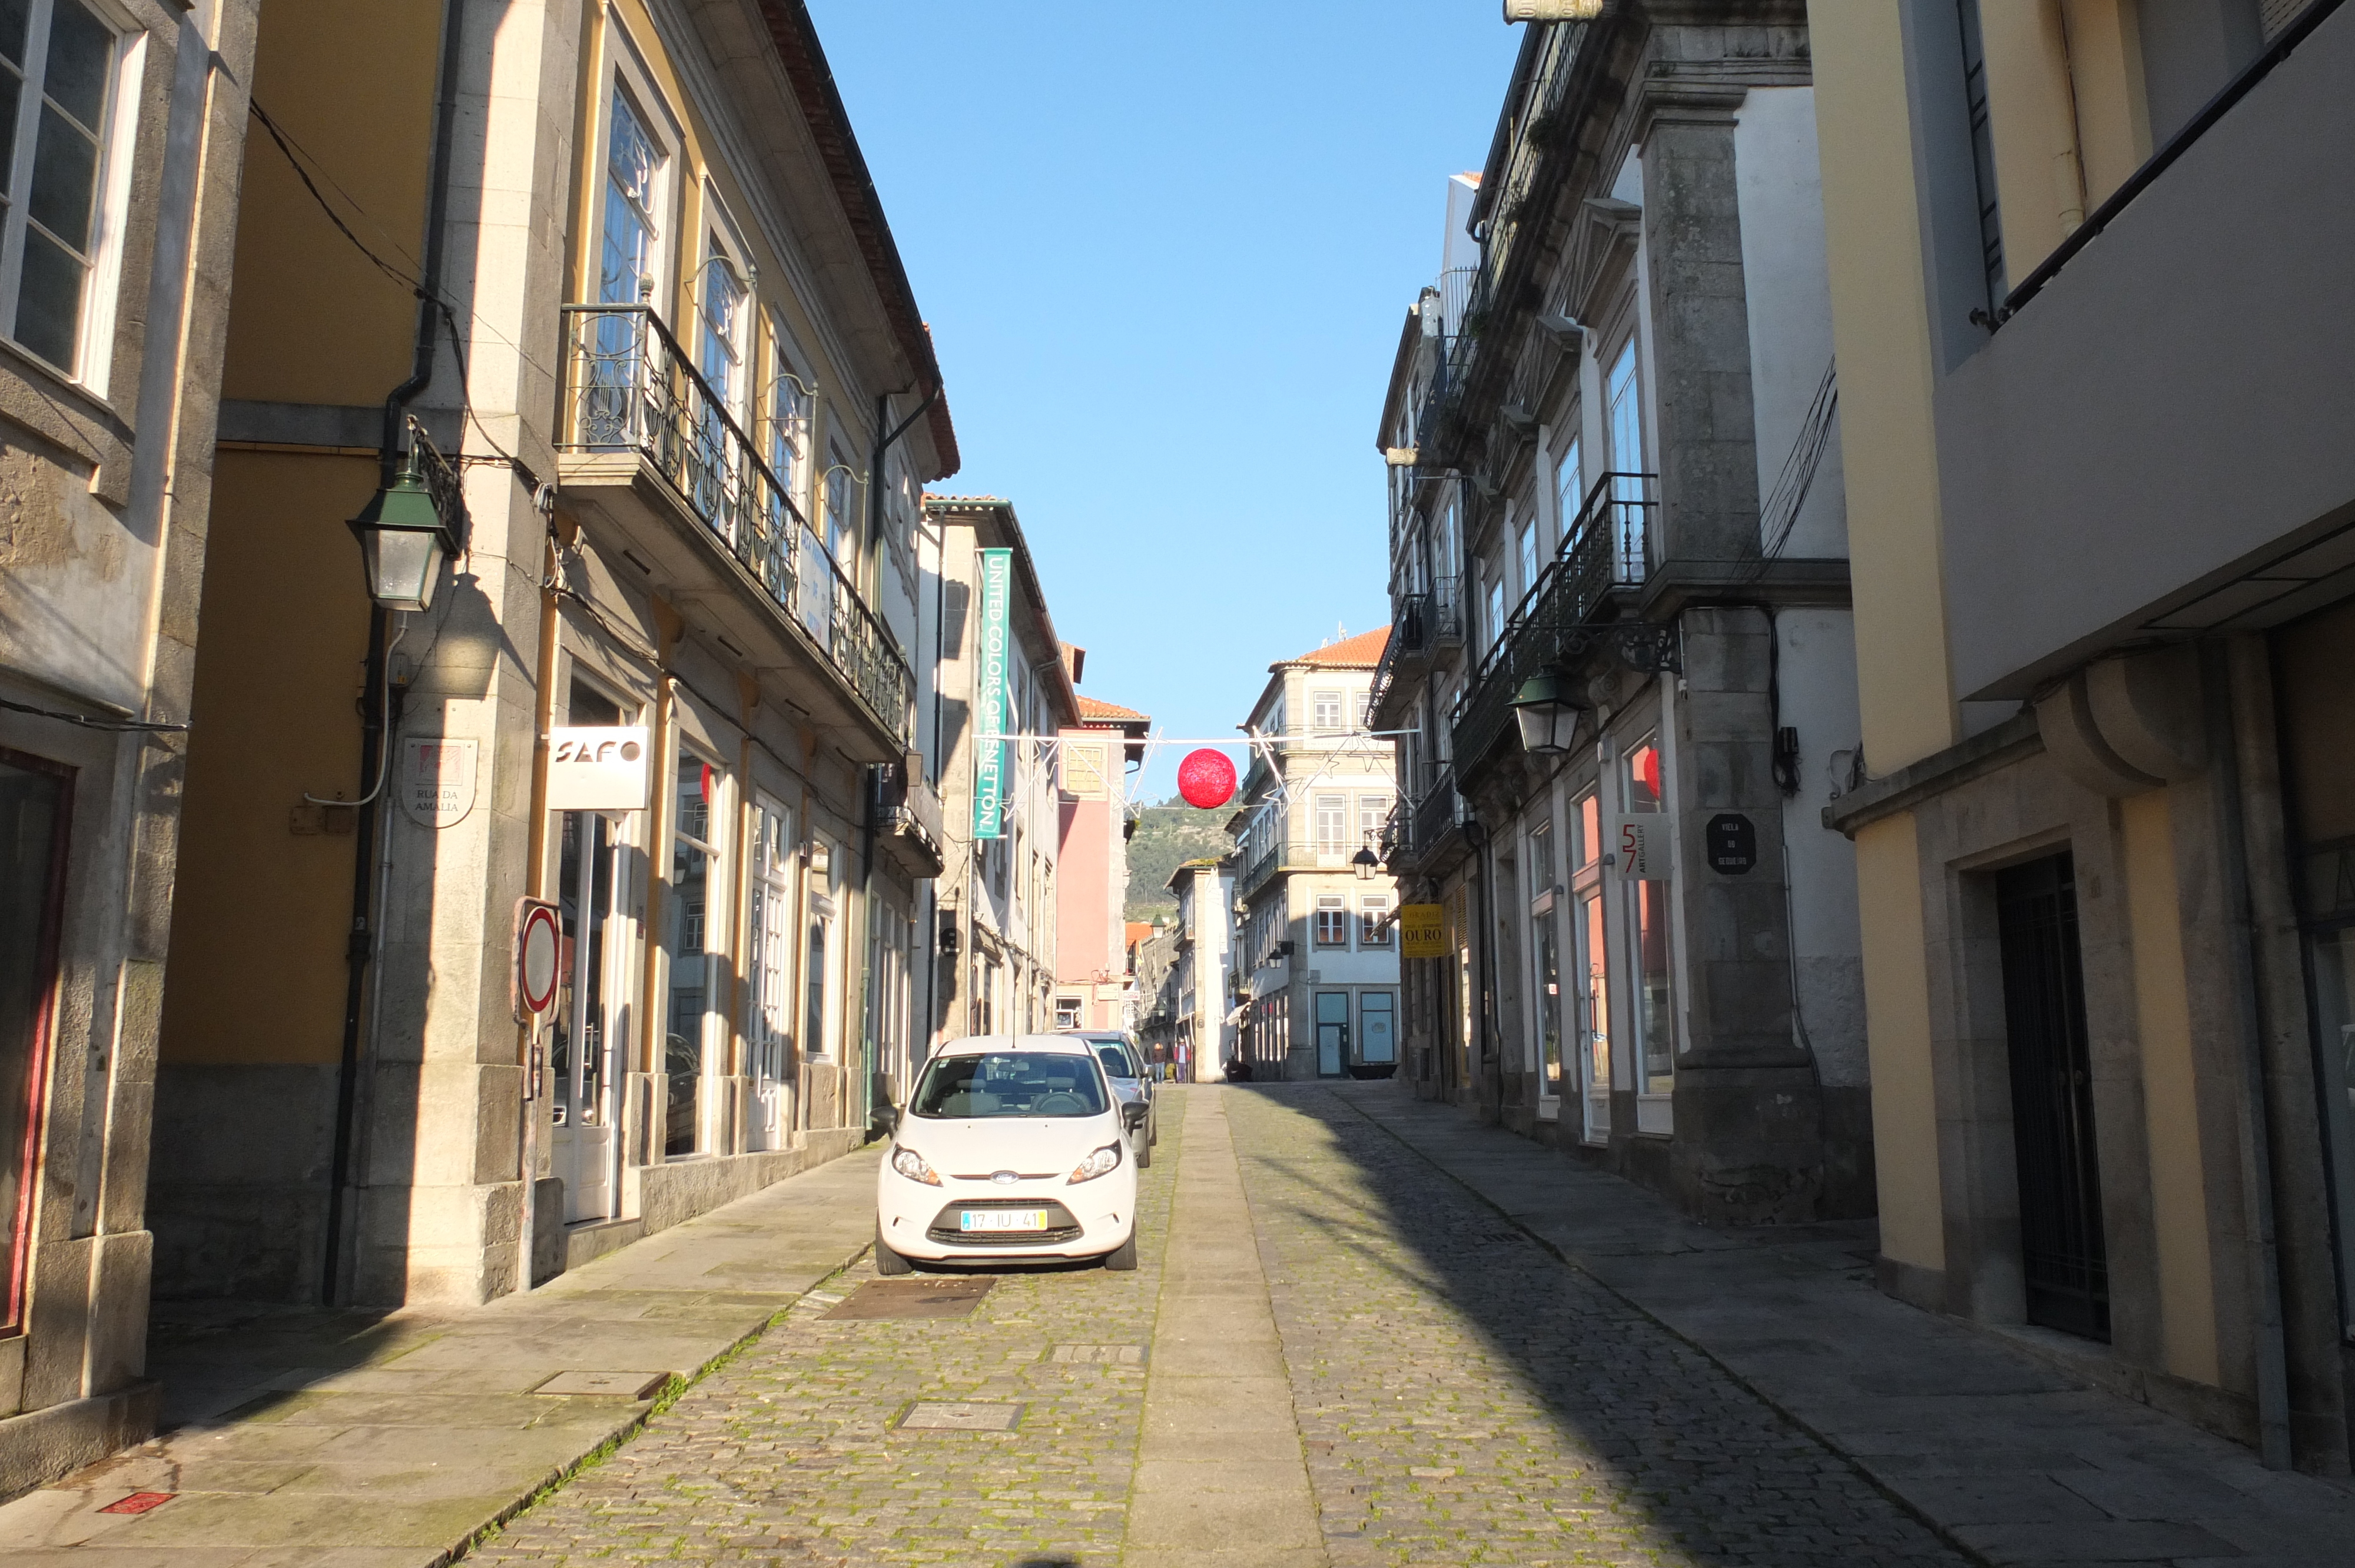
left=1517, top=516, right=1539, bottom=597
left=1355, top=793, right=1389, bottom=846
left=1359, top=895, right=1392, bottom=948
left=665, top=758, right=722, bottom=1156
left=1956, top=0, right=2005, bottom=306
left=1624, top=737, right=1673, bottom=1095
left=1575, top=789, right=1600, bottom=870
left=1315, top=895, right=1349, bottom=948
left=1054, top=996, right=1083, bottom=1031
left=1358, top=690, right=1372, bottom=730
left=807, top=836, right=840, bottom=1057
left=1314, top=793, right=1346, bottom=852
left=0, top=0, right=124, bottom=379
left=0, top=751, right=68, bottom=1332
left=1485, top=570, right=1507, bottom=651
left=599, top=87, right=661, bottom=306
left=1312, top=689, right=1344, bottom=732
left=1555, top=434, right=1583, bottom=533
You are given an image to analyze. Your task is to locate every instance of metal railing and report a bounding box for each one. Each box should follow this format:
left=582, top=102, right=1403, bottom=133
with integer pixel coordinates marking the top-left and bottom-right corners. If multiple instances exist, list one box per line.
left=559, top=304, right=913, bottom=745
left=1410, top=770, right=1464, bottom=859
left=1451, top=471, right=1656, bottom=770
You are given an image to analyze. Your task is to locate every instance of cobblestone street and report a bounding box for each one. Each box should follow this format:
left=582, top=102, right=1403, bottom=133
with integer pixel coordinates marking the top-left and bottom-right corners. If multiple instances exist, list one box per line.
left=470, top=1085, right=1968, bottom=1567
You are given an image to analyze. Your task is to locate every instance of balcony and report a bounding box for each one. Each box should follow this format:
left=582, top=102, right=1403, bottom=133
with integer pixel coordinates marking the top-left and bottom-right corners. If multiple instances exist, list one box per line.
left=555, top=304, right=913, bottom=759
left=874, top=757, right=946, bottom=879
left=1408, top=770, right=1467, bottom=868
left=1450, top=473, right=1657, bottom=775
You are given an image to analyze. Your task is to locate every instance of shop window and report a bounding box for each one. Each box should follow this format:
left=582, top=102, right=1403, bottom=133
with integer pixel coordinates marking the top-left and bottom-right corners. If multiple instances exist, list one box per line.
left=1624, top=737, right=1674, bottom=1099
left=0, top=752, right=67, bottom=1333
left=665, top=758, right=722, bottom=1157
left=1055, top=996, right=1083, bottom=1031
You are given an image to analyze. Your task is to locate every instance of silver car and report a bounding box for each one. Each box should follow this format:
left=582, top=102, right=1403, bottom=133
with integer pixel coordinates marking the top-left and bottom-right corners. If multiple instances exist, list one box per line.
left=1064, top=1030, right=1156, bottom=1168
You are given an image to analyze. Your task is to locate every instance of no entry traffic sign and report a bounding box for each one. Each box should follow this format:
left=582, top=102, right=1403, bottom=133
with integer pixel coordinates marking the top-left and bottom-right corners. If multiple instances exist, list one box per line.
left=515, top=899, right=561, bottom=1019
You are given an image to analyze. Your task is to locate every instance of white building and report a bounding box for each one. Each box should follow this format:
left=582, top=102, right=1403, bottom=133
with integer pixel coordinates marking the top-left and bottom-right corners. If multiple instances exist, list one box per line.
left=1231, top=631, right=1403, bottom=1079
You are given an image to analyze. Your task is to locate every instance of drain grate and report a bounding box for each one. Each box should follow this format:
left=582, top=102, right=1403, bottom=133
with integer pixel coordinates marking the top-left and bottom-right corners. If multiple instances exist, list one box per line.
left=1046, top=1343, right=1145, bottom=1366
left=897, top=1399, right=1023, bottom=1431
left=822, top=1277, right=996, bottom=1320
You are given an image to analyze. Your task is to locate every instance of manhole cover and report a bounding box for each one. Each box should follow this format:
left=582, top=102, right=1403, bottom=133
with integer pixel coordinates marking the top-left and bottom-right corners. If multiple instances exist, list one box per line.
left=897, top=1400, right=1022, bottom=1431
left=1046, top=1344, right=1145, bottom=1366
left=823, top=1278, right=996, bottom=1320
left=532, top=1370, right=670, bottom=1398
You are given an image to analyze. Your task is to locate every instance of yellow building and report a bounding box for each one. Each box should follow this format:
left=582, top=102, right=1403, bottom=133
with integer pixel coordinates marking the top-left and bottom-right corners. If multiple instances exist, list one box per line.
left=157, top=0, right=954, bottom=1310
left=0, top=0, right=261, bottom=1496
left=1811, top=0, right=2353, bottom=1471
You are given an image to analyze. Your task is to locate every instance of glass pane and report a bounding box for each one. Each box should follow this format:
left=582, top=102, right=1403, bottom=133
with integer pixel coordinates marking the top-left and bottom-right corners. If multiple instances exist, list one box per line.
left=14, top=223, right=82, bottom=368
left=0, top=0, right=29, bottom=67
left=1535, top=915, right=1563, bottom=1095
left=0, top=70, right=21, bottom=185
left=1581, top=893, right=1610, bottom=1111
left=41, top=0, right=108, bottom=129
left=1638, top=879, right=1674, bottom=1094
left=665, top=763, right=712, bottom=1157
left=28, top=101, right=95, bottom=248
left=0, top=758, right=67, bottom=1332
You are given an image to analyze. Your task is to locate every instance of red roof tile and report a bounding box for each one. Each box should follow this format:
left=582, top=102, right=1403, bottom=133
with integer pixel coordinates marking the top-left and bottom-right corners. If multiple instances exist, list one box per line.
left=1285, top=627, right=1391, bottom=669
left=1076, top=695, right=1148, bottom=722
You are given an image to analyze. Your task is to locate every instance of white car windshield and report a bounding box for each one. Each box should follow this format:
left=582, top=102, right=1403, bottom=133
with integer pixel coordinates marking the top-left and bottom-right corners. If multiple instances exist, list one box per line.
left=912, top=1052, right=1110, bottom=1118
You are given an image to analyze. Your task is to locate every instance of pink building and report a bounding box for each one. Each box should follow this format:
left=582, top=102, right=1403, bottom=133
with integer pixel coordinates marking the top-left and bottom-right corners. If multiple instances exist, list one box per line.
left=1054, top=690, right=1150, bottom=1032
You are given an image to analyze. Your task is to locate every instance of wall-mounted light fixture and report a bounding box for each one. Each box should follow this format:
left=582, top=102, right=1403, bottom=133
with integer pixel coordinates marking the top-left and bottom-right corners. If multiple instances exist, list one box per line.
left=1510, top=670, right=1587, bottom=756
left=347, top=450, right=462, bottom=613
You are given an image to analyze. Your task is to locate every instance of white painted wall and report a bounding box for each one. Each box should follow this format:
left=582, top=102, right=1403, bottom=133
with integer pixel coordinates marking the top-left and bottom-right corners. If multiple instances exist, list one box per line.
left=1776, top=607, right=1866, bottom=1088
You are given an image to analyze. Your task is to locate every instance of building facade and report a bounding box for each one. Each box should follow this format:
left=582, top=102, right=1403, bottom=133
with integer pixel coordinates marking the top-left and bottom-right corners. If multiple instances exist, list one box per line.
left=1369, top=3, right=1873, bottom=1224
left=0, top=0, right=261, bottom=1496
left=923, top=497, right=1078, bottom=1047
left=1166, top=858, right=1238, bottom=1081
left=1054, top=693, right=1149, bottom=1033
left=1232, top=632, right=1403, bottom=1080
left=1812, top=0, right=2354, bottom=1470
left=154, top=0, right=953, bottom=1311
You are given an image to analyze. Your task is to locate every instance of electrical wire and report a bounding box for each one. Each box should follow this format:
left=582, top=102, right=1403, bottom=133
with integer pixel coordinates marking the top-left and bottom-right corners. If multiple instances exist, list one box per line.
left=0, top=696, right=189, bottom=733
left=1741, top=357, right=1839, bottom=584
left=304, top=615, right=409, bottom=807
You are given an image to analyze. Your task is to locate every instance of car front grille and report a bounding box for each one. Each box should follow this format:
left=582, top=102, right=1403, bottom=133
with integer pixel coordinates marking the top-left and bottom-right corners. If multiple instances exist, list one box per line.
left=928, top=1198, right=1084, bottom=1247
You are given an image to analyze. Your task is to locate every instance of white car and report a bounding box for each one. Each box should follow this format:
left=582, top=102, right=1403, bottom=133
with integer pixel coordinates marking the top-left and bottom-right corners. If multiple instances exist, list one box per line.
left=875, top=1035, right=1140, bottom=1273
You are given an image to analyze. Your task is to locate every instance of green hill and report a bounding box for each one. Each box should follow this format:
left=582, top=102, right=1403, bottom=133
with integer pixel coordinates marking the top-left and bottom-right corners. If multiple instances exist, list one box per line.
left=1123, top=797, right=1233, bottom=923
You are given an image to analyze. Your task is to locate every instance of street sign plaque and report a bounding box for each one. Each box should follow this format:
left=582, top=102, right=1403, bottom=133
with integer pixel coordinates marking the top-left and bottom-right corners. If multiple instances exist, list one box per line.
left=1706, top=812, right=1758, bottom=875
left=515, top=899, right=561, bottom=1020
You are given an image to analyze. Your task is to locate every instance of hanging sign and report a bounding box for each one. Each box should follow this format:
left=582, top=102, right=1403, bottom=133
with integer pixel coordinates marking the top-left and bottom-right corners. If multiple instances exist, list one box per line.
left=514, top=898, right=562, bottom=1021
left=1706, top=812, right=1758, bottom=875
left=546, top=726, right=651, bottom=812
left=401, top=736, right=477, bottom=829
left=1608, top=813, right=1666, bottom=878
left=1399, top=903, right=1449, bottom=958
left=971, top=547, right=1012, bottom=840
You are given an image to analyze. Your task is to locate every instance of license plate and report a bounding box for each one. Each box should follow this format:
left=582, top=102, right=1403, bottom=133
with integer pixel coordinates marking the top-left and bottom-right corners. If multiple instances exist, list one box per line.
left=960, top=1210, right=1047, bottom=1233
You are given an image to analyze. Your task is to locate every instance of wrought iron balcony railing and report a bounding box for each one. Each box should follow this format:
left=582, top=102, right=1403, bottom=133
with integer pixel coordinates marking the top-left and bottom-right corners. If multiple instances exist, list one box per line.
left=1451, top=471, right=1657, bottom=772
left=1409, top=770, right=1465, bottom=860
left=558, top=303, right=913, bottom=745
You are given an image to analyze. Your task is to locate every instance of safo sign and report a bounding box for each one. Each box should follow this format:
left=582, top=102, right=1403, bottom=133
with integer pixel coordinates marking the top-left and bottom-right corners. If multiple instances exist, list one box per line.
left=548, top=726, right=651, bottom=812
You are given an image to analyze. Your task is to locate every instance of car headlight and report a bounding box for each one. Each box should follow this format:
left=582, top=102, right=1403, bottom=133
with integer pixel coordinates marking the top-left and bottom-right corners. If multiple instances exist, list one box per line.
left=890, top=1145, right=941, bottom=1186
left=1067, top=1141, right=1123, bottom=1184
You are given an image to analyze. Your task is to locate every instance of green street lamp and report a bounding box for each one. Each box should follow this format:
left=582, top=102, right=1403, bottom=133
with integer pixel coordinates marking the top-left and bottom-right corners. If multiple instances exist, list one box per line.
left=347, top=452, right=460, bottom=612
left=1510, top=670, right=1586, bottom=757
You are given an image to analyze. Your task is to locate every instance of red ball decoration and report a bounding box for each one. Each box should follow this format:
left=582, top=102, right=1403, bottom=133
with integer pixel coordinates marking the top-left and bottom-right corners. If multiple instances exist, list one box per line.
left=1176, top=749, right=1237, bottom=810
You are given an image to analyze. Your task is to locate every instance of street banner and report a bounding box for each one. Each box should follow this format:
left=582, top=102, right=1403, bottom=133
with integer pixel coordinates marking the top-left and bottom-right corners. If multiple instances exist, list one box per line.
left=1399, top=903, right=1448, bottom=958
left=971, top=547, right=1012, bottom=839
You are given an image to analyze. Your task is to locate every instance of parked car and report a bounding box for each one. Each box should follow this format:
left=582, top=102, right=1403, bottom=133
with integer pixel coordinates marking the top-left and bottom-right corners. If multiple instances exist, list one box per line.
left=1062, top=1029, right=1155, bottom=1165
left=874, top=1035, right=1139, bottom=1274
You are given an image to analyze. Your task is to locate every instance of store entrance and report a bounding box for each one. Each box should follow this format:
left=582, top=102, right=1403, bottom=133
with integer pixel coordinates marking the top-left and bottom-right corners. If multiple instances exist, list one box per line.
left=553, top=810, right=624, bottom=1224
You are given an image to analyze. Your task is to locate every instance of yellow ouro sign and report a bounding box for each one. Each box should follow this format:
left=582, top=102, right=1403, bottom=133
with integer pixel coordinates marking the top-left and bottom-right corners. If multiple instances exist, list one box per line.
left=1399, top=903, right=1448, bottom=958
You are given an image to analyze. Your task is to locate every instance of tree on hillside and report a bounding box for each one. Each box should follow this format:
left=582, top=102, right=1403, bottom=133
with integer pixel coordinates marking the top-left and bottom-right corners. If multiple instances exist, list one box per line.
left=1123, top=795, right=1233, bottom=923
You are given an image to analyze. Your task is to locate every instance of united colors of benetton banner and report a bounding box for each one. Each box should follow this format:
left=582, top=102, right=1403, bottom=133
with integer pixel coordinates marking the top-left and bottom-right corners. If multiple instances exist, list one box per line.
left=971, top=547, right=1012, bottom=839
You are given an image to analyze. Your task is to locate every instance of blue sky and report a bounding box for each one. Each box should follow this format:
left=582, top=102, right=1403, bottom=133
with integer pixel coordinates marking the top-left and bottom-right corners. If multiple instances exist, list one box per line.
left=807, top=2, right=1521, bottom=801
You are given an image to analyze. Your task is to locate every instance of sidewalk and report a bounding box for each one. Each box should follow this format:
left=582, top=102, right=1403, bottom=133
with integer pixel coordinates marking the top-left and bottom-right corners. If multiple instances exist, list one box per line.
left=1329, top=1081, right=2355, bottom=1567
left=0, top=1146, right=882, bottom=1566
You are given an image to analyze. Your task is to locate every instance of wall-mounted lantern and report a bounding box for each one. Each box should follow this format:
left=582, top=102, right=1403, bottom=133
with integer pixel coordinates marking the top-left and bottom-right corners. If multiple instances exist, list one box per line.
left=1510, top=670, right=1587, bottom=757
left=347, top=450, right=462, bottom=613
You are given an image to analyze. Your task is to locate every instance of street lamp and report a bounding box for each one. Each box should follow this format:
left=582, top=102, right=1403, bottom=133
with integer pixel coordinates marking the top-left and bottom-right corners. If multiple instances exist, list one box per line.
left=347, top=451, right=461, bottom=612
left=1510, top=670, right=1587, bottom=757
left=1351, top=841, right=1382, bottom=881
